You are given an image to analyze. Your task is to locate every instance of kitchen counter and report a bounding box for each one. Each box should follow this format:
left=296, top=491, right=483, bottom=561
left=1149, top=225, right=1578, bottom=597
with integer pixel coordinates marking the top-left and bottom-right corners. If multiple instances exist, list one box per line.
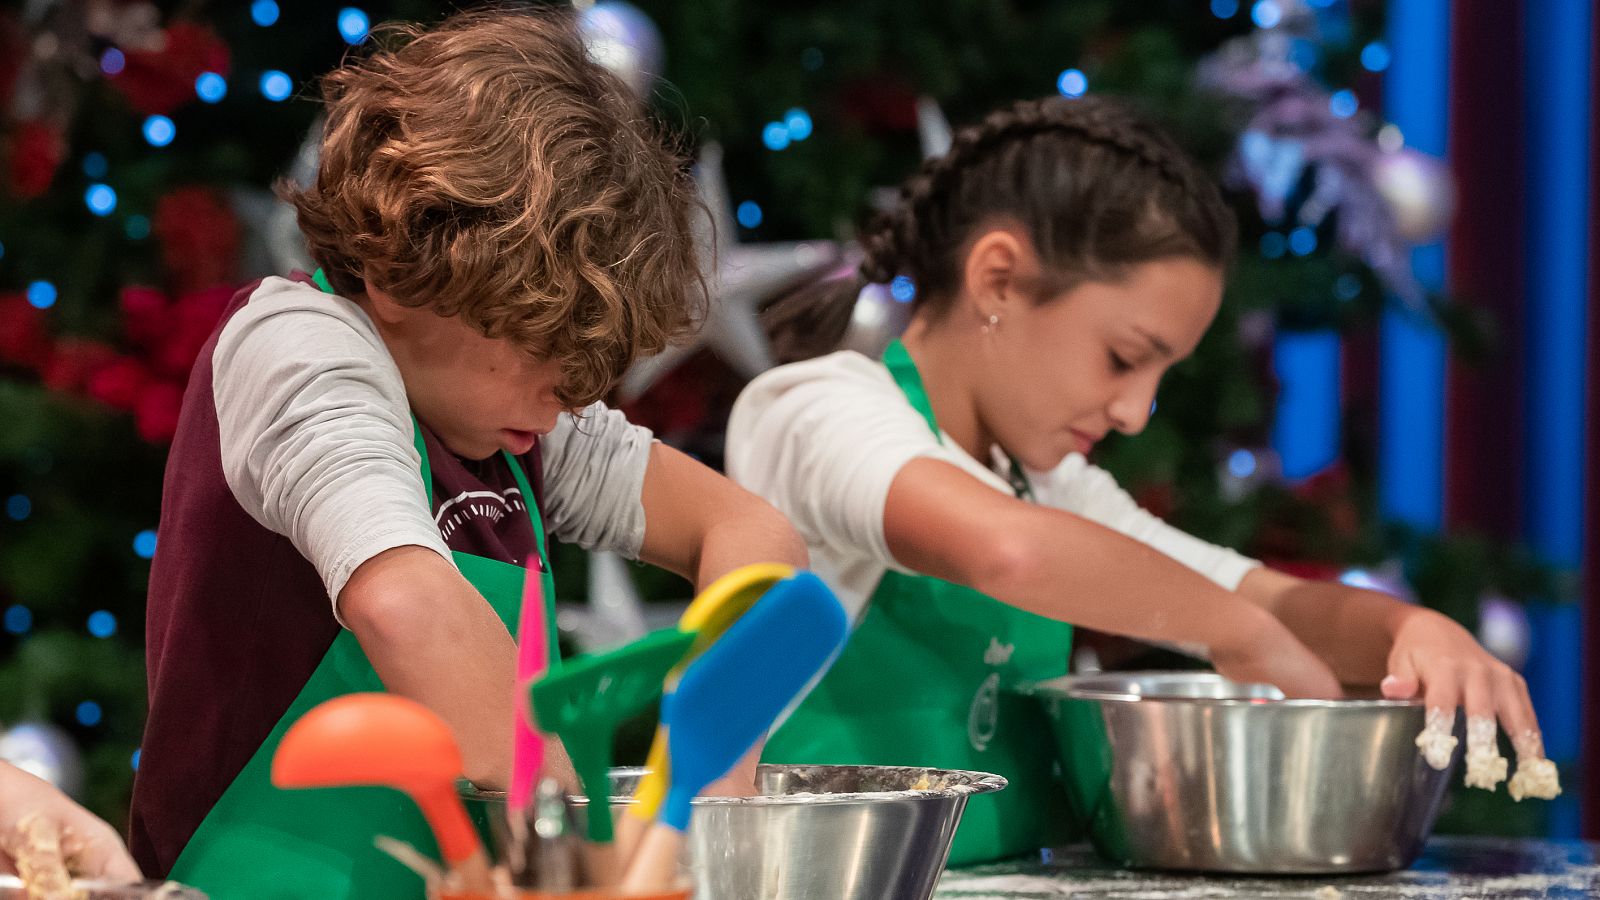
left=937, top=837, right=1600, bottom=898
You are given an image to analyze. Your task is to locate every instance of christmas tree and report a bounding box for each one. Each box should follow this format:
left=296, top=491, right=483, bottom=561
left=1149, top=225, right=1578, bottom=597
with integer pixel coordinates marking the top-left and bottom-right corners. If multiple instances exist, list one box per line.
left=0, top=0, right=1557, bottom=839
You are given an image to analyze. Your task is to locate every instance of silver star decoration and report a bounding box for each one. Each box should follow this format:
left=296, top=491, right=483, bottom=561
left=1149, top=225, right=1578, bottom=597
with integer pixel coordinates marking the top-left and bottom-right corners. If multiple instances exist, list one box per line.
left=617, top=141, right=841, bottom=401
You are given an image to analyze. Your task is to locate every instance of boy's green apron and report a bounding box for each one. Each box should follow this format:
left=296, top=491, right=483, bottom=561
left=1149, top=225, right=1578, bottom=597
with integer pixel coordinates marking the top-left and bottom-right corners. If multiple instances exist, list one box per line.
left=167, top=273, right=558, bottom=899
left=762, top=338, right=1075, bottom=866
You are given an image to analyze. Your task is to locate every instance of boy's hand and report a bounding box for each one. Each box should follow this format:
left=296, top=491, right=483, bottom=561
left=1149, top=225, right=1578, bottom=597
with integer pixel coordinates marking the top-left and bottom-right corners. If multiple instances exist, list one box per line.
left=1210, top=607, right=1343, bottom=699
left=0, top=762, right=142, bottom=883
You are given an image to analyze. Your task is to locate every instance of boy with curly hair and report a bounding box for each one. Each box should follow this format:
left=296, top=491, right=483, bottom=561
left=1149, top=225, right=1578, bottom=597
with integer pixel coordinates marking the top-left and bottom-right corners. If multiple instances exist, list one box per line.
left=128, top=10, right=804, bottom=897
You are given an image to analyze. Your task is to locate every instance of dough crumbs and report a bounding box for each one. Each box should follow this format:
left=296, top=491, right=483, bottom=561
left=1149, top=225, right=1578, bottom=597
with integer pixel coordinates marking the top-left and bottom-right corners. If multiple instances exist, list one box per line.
left=1415, top=706, right=1458, bottom=771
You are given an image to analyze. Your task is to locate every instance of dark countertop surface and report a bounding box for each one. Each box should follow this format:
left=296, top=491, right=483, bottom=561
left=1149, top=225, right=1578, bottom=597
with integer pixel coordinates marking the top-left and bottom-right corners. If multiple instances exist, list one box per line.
left=937, top=838, right=1600, bottom=898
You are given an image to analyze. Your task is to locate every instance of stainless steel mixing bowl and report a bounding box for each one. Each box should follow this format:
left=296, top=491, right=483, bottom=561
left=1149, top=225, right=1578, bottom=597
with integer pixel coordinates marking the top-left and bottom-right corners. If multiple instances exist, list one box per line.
left=464, top=763, right=1006, bottom=900
left=1027, top=671, right=1456, bottom=874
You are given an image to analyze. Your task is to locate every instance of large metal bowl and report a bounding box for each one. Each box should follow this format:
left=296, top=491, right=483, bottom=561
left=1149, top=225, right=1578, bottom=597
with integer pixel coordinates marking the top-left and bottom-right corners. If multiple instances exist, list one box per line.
left=464, top=764, right=1005, bottom=900
left=1027, top=671, right=1456, bottom=875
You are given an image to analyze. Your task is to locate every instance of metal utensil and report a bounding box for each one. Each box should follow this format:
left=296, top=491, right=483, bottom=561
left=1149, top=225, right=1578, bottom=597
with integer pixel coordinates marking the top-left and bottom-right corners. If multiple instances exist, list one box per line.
left=1025, top=671, right=1456, bottom=874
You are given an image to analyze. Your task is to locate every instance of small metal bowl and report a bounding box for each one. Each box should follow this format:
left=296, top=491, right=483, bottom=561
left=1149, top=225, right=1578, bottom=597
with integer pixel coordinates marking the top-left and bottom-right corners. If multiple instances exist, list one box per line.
left=464, top=764, right=1005, bottom=900
left=1026, top=671, right=1455, bottom=875
left=0, top=878, right=206, bottom=899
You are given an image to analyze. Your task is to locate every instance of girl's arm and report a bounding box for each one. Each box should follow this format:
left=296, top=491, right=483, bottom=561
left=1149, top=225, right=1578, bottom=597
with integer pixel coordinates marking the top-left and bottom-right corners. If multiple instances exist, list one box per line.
left=883, top=458, right=1342, bottom=698
left=1237, top=567, right=1541, bottom=739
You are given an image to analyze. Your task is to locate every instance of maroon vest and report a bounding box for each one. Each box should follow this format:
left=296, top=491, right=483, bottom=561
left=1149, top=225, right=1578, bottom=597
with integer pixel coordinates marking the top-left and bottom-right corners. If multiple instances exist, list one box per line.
left=129, top=276, right=546, bottom=877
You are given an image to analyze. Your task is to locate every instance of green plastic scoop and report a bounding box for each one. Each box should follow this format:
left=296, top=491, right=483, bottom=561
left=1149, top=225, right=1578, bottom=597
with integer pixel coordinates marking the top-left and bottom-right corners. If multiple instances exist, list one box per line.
left=528, top=627, right=695, bottom=845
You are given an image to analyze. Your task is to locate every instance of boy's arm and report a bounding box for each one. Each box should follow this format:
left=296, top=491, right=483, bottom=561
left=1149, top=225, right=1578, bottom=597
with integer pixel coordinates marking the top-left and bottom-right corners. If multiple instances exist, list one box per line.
left=634, top=442, right=809, bottom=587
left=634, top=442, right=809, bottom=797
left=338, top=545, right=520, bottom=789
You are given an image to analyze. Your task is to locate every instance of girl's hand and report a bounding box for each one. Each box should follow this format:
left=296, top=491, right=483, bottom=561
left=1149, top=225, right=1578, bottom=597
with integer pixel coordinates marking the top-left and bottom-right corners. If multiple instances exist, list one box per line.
left=1210, top=608, right=1343, bottom=699
left=0, top=762, right=143, bottom=882
left=1381, top=608, right=1542, bottom=765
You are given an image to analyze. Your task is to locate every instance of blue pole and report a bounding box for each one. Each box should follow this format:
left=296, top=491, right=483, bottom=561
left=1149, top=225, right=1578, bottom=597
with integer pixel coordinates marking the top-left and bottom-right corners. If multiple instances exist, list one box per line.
left=1272, top=329, right=1341, bottom=481
left=1523, top=0, right=1591, bottom=839
left=1379, top=0, right=1450, bottom=532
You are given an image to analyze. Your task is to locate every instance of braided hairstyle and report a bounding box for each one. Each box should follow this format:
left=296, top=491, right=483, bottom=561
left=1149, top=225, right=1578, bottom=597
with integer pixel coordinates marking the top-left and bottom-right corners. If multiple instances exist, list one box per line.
left=767, top=95, right=1237, bottom=363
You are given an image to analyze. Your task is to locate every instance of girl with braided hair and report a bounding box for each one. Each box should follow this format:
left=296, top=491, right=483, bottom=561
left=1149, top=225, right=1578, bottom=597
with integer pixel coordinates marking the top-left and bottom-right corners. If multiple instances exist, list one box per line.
left=729, top=96, right=1548, bottom=864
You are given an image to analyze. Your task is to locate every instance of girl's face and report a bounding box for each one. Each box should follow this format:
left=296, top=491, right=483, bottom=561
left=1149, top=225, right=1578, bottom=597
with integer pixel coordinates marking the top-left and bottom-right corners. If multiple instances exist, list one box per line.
left=975, top=256, right=1223, bottom=472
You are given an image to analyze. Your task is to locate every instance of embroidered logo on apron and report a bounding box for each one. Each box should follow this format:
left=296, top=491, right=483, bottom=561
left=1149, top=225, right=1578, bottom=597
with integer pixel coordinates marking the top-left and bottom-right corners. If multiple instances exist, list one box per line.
left=968, top=638, right=1014, bottom=752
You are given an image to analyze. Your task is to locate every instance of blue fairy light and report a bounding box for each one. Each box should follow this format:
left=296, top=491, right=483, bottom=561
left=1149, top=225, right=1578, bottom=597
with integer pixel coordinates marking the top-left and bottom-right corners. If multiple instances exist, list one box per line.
left=3, top=606, right=31, bottom=636
left=736, top=201, right=763, bottom=229
left=125, top=215, right=151, bottom=240
left=783, top=108, right=813, bottom=141
left=1329, top=89, right=1358, bottom=119
left=82, top=153, right=108, bottom=179
left=76, top=701, right=102, bottom=727
left=85, top=184, right=117, bottom=217
left=195, top=72, right=228, bottom=103
left=87, top=611, right=117, bottom=639
left=260, top=70, right=293, bottom=102
left=762, top=122, right=790, bottom=151
left=1056, top=68, right=1088, bottom=98
left=1252, top=0, right=1283, bottom=29
left=1335, top=273, right=1363, bottom=301
left=1259, top=232, right=1288, bottom=259
left=1228, top=449, right=1258, bottom=479
left=133, top=529, right=158, bottom=559
left=1289, top=226, right=1317, bottom=256
left=1211, top=0, right=1239, bottom=17
left=6, top=495, right=31, bottom=521
left=1361, top=41, right=1391, bottom=72
left=131, top=749, right=142, bottom=771
left=100, top=48, right=125, bottom=76
left=142, top=115, right=176, bottom=147
left=889, top=275, right=916, bottom=303
left=337, top=8, right=370, bottom=45
left=26, top=281, right=56, bottom=309
left=251, top=0, right=280, bottom=27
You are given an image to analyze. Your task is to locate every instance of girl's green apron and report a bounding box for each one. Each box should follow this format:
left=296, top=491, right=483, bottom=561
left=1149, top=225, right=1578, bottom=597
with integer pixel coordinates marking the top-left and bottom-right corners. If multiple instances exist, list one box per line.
left=762, top=339, right=1075, bottom=866
left=168, top=274, right=557, bottom=899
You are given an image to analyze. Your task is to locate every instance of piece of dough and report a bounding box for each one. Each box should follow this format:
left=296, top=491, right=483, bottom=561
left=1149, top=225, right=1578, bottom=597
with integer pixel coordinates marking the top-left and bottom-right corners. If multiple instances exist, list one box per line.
left=1462, top=716, right=1508, bottom=791
left=1507, top=731, right=1562, bottom=801
left=1414, top=706, right=1458, bottom=771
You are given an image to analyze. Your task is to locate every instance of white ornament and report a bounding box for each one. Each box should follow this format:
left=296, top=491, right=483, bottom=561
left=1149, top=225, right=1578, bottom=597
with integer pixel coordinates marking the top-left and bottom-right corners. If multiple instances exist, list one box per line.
left=618, top=142, right=840, bottom=401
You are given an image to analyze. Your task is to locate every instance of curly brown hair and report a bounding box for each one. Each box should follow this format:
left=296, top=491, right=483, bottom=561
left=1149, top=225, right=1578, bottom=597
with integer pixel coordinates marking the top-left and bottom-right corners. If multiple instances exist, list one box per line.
left=281, top=7, right=705, bottom=406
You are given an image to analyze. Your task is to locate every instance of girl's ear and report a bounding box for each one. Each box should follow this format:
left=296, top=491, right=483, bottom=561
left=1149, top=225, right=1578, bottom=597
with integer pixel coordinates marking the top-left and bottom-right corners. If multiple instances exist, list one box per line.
left=960, top=227, right=1035, bottom=325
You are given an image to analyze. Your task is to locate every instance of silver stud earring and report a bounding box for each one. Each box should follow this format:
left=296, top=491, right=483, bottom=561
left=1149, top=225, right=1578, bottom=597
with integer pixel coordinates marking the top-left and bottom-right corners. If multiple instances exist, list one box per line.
left=981, top=314, right=1000, bottom=335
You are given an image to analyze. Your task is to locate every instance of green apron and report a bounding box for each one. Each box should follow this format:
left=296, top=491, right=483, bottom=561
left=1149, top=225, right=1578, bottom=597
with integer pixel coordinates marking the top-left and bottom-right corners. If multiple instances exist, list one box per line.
left=762, top=339, right=1075, bottom=866
left=169, top=278, right=558, bottom=899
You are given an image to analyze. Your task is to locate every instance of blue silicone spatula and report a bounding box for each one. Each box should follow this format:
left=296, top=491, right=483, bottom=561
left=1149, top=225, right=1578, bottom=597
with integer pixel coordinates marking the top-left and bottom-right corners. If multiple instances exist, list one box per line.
left=617, top=571, right=849, bottom=893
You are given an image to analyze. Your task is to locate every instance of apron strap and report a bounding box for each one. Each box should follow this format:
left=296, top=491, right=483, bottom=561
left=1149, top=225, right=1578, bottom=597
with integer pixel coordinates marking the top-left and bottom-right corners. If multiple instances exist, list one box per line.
left=881, top=338, right=1035, bottom=502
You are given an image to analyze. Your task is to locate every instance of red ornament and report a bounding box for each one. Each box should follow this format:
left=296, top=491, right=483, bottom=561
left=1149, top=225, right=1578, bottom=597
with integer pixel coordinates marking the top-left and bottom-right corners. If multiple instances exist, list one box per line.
left=109, top=22, right=231, bottom=116
left=154, top=187, right=240, bottom=294
left=42, top=338, right=118, bottom=392
left=151, top=284, right=231, bottom=378
left=119, top=285, right=174, bottom=350
left=86, top=356, right=151, bottom=411
left=7, top=120, right=65, bottom=199
left=837, top=78, right=920, bottom=134
left=0, top=294, right=51, bottom=368
left=135, top=380, right=185, bottom=443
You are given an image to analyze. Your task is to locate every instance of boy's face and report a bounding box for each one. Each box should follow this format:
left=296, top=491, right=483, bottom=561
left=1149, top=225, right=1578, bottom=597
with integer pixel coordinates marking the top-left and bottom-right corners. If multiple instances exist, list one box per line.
left=366, top=289, right=570, bottom=460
